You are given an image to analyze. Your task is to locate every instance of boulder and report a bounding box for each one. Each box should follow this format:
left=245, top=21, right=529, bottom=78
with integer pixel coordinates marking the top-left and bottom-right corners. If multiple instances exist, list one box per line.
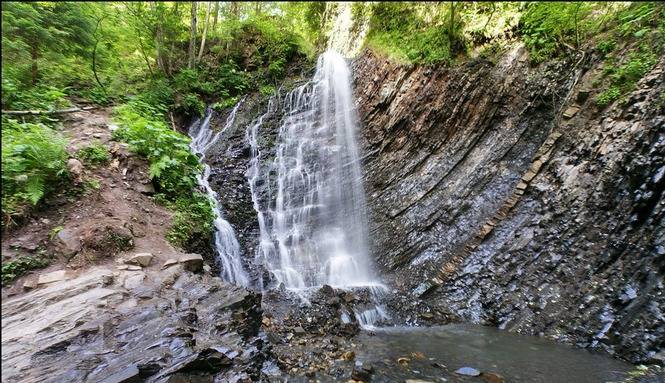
left=179, top=253, right=204, bottom=272
left=162, top=259, right=179, bottom=269
left=351, top=362, right=374, bottom=382
left=123, top=273, right=145, bottom=290
left=22, top=279, right=38, bottom=291
left=135, top=182, right=155, bottom=195
left=67, top=158, right=84, bottom=183
left=563, top=106, right=580, bottom=119
left=56, top=229, right=82, bottom=256
left=126, top=253, right=153, bottom=267
left=38, top=270, right=68, bottom=285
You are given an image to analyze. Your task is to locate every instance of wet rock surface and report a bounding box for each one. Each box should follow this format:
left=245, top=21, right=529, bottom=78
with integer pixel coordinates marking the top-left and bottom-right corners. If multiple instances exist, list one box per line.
left=1, top=267, right=265, bottom=382
left=353, top=48, right=665, bottom=363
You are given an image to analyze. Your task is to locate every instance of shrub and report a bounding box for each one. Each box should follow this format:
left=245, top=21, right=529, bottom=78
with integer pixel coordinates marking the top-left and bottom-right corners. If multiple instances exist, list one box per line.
left=212, top=96, right=241, bottom=111
left=596, top=86, right=621, bottom=106
left=2, top=120, right=69, bottom=227
left=165, top=193, right=215, bottom=249
left=112, top=102, right=200, bottom=198
left=260, top=85, right=276, bottom=96
left=596, top=47, right=658, bottom=107
left=1, top=255, right=50, bottom=285
left=364, top=3, right=465, bottom=65
left=76, top=141, right=110, bottom=166
left=175, top=93, right=205, bottom=117
left=519, top=2, right=595, bottom=63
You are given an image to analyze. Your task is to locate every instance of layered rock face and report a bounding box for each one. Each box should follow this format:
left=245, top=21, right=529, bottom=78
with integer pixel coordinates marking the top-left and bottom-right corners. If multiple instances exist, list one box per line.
left=353, top=47, right=664, bottom=363
left=1, top=267, right=265, bottom=382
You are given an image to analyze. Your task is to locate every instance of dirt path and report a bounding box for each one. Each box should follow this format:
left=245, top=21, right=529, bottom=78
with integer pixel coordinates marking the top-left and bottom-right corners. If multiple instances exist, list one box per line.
left=1, top=107, right=192, bottom=298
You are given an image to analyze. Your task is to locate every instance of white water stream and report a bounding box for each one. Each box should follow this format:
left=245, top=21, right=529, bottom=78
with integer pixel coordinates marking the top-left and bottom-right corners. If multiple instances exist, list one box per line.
left=189, top=103, right=250, bottom=286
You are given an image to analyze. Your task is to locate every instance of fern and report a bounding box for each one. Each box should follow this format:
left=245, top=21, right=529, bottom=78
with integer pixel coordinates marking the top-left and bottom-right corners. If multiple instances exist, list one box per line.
left=2, top=119, right=68, bottom=226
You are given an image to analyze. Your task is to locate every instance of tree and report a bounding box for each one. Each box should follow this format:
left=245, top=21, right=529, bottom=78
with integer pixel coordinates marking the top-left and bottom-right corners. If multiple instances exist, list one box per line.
left=188, top=2, right=197, bottom=69
left=212, top=2, right=220, bottom=31
left=197, top=2, right=212, bottom=62
left=1, top=2, right=94, bottom=85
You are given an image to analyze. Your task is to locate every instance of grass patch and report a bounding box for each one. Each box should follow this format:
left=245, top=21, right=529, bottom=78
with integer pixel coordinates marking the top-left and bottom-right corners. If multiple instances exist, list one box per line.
left=76, top=141, right=110, bottom=166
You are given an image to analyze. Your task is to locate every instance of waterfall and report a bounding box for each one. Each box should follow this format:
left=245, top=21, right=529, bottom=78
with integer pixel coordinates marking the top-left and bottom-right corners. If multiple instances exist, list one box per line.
left=189, top=103, right=250, bottom=286
left=249, top=51, right=380, bottom=290
left=245, top=51, right=389, bottom=326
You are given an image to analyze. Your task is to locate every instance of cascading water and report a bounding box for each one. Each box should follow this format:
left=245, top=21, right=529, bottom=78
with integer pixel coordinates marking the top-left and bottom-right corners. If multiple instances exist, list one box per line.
left=189, top=103, right=250, bottom=286
left=245, top=51, right=389, bottom=326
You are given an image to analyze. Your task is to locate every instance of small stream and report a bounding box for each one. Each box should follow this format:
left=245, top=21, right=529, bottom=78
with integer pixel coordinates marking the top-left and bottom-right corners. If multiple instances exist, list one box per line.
left=350, top=324, right=632, bottom=383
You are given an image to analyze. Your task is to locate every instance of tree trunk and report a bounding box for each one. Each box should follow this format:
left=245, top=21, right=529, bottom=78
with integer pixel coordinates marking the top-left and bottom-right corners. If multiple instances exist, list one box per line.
left=92, top=41, right=105, bottom=92
left=449, top=2, right=457, bottom=55
left=138, top=37, right=155, bottom=77
left=92, top=16, right=106, bottom=92
left=212, top=1, right=219, bottom=31
left=152, top=2, right=167, bottom=75
left=231, top=2, right=239, bottom=19
left=197, top=2, right=212, bottom=62
left=169, top=2, right=179, bottom=73
left=31, top=44, right=39, bottom=85
left=2, top=106, right=97, bottom=115
left=188, top=2, right=198, bottom=69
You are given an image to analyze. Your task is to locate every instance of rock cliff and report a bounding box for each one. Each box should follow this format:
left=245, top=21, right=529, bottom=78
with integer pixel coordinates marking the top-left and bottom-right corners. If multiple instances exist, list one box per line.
left=353, top=46, right=664, bottom=363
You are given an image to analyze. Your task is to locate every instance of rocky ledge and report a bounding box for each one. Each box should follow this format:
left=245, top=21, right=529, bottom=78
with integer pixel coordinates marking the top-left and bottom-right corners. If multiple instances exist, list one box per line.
left=1, top=264, right=264, bottom=382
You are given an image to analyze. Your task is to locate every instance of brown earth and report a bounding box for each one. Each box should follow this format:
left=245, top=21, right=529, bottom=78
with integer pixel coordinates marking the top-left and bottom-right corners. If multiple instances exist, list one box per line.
left=2, top=108, right=191, bottom=297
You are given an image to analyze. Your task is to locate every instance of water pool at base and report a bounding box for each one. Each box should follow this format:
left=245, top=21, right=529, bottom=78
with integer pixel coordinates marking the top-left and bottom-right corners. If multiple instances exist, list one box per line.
left=350, top=324, right=632, bottom=383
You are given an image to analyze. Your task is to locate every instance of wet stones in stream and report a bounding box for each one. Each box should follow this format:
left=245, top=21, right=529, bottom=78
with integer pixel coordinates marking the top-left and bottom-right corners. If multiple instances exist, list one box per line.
left=261, top=284, right=382, bottom=379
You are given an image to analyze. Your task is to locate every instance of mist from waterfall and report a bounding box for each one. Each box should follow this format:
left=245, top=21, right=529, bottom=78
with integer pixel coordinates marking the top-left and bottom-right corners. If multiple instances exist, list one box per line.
left=189, top=103, right=249, bottom=286
left=246, top=51, right=383, bottom=293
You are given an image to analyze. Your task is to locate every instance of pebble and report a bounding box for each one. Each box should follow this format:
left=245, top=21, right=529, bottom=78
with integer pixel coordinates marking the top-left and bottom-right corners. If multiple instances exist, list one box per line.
left=455, top=366, right=481, bottom=376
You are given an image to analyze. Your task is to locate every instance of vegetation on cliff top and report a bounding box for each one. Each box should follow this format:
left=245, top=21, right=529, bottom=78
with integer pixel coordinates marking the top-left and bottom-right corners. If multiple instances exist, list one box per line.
left=1, top=1, right=663, bottom=241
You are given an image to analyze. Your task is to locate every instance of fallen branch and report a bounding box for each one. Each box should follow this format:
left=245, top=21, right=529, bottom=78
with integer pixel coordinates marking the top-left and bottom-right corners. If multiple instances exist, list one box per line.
left=1, top=106, right=97, bottom=116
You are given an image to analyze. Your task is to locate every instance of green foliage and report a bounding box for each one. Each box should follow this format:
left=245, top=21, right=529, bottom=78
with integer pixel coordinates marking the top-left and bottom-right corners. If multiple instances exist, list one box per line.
left=176, top=93, right=205, bottom=117
left=1, top=81, right=71, bottom=112
left=112, top=102, right=200, bottom=199
left=83, top=178, right=101, bottom=192
left=596, top=40, right=617, bottom=56
left=49, top=225, right=64, bottom=240
left=112, top=101, right=213, bottom=249
left=596, top=86, right=621, bottom=107
left=364, top=3, right=463, bottom=64
left=519, top=2, right=596, bottom=63
left=1, top=120, right=69, bottom=226
left=595, top=47, right=658, bottom=107
left=590, top=3, right=664, bottom=107
left=1, top=255, right=50, bottom=285
left=165, top=193, right=215, bottom=249
left=212, top=96, right=241, bottom=111
left=76, top=141, right=110, bottom=166
left=260, top=85, right=276, bottom=96
left=1, top=2, right=94, bottom=86
left=615, top=2, right=665, bottom=37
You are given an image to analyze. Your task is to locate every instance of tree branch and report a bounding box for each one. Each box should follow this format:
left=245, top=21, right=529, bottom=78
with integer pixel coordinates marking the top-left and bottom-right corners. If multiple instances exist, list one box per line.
left=2, top=106, right=97, bottom=115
